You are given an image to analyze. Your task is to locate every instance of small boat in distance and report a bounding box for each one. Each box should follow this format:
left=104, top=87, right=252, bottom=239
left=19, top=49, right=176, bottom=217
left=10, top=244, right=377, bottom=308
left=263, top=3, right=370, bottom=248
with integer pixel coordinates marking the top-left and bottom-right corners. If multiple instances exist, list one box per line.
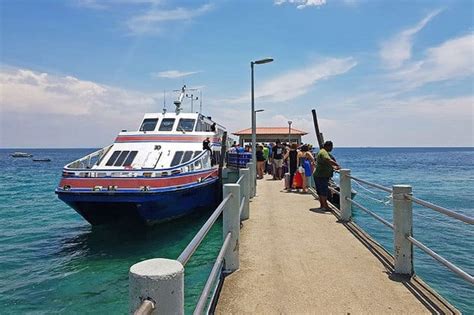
left=56, top=86, right=225, bottom=226
left=33, top=158, right=51, bottom=162
left=11, top=152, right=33, bottom=158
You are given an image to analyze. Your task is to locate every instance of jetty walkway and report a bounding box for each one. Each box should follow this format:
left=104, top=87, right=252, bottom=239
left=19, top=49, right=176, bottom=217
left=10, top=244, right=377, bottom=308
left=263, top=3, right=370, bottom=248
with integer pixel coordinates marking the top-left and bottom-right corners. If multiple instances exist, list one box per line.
left=216, top=175, right=455, bottom=314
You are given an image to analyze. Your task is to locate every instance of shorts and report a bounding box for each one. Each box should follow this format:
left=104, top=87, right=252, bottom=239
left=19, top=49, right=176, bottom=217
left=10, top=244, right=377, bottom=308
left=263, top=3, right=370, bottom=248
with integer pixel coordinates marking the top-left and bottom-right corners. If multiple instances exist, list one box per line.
left=273, top=159, right=283, bottom=168
left=314, top=177, right=330, bottom=197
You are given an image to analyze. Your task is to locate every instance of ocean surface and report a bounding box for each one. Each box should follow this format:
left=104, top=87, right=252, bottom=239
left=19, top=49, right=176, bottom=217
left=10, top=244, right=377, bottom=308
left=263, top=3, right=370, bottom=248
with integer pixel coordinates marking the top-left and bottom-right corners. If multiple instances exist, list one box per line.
left=0, top=147, right=472, bottom=314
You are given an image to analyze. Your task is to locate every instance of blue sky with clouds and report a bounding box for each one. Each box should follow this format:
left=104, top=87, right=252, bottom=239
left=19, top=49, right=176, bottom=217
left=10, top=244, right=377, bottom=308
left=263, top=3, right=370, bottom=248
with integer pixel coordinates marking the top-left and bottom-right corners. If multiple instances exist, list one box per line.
left=1, top=0, right=473, bottom=147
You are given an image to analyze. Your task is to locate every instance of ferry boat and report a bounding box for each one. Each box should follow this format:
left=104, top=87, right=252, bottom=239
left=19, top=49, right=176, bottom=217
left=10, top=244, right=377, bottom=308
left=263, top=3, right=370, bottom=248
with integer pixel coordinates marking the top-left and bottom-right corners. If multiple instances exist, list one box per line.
left=55, top=86, right=225, bottom=225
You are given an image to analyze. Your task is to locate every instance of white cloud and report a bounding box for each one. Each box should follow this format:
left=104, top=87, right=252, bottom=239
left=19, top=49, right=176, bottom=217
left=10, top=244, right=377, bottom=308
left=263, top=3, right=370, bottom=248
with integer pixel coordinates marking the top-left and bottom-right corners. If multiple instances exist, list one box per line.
left=126, top=4, right=213, bottom=35
left=223, top=58, right=356, bottom=106
left=380, top=9, right=442, bottom=69
left=152, top=70, right=200, bottom=79
left=274, top=0, right=326, bottom=9
left=0, top=67, right=218, bottom=147
left=0, top=67, right=161, bottom=147
left=253, top=58, right=356, bottom=103
left=389, top=33, right=474, bottom=89
left=76, top=0, right=163, bottom=9
left=341, top=0, right=362, bottom=7
left=0, top=68, right=155, bottom=116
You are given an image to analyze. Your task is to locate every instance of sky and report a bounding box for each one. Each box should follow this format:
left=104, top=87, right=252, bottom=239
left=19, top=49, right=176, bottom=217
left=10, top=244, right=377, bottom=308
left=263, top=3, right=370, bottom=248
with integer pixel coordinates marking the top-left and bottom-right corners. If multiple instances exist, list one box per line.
left=0, top=0, right=473, bottom=148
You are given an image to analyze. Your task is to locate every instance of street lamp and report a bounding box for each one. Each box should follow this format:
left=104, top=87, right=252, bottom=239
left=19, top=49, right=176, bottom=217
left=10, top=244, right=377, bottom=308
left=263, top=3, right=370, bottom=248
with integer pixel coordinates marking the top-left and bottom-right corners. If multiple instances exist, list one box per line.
left=251, top=57, right=273, bottom=191
left=254, top=109, right=264, bottom=144
left=288, top=121, right=292, bottom=144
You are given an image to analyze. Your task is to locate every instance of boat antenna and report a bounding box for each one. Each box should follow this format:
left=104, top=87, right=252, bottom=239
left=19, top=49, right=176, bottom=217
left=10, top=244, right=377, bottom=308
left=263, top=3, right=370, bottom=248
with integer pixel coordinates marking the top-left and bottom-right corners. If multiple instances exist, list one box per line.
left=185, top=88, right=199, bottom=112
left=173, top=85, right=186, bottom=114
left=162, top=89, right=167, bottom=114
left=199, top=90, right=202, bottom=113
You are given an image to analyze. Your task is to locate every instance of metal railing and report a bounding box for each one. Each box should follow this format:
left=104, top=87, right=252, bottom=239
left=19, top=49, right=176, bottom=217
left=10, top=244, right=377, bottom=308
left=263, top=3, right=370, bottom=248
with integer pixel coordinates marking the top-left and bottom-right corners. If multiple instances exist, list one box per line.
left=177, top=194, right=232, bottom=265
left=66, top=144, right=113, bottom=169
left=405, top=194, right=474, bottom=225
left=336, top=169, right=473, bottom=285
left=63, top=150, right=212, bottom=179
left=194, top=232, right=232, bottom=315
left=347, top=198, right=394, bottom=230
left=129, top=164, right=254, bottom=315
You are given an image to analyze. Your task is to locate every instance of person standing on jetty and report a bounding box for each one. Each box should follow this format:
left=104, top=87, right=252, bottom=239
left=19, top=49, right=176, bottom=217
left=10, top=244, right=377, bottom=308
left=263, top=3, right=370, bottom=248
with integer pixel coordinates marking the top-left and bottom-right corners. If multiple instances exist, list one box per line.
left=272, top=140, right=284, bottom=180
left=300, top=144, right=315, bottom=193
left=262, top=144, right=270, bottom=174
left=284, top=142, right=299, bottom=190
left=313, top=141, right=340, bottom=210
left=256, top=145, right=265, bottom=179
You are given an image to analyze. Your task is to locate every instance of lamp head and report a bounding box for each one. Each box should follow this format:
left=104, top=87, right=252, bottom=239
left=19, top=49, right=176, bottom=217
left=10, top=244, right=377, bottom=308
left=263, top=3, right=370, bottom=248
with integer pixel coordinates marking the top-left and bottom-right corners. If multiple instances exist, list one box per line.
left=253, top=58, right=274, bottom=65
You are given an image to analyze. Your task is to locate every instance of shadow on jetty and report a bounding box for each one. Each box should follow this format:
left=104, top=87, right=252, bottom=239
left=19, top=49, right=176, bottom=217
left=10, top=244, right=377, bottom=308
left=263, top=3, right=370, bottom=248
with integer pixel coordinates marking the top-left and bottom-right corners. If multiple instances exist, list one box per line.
left=329, top=207, right=458, bottom=314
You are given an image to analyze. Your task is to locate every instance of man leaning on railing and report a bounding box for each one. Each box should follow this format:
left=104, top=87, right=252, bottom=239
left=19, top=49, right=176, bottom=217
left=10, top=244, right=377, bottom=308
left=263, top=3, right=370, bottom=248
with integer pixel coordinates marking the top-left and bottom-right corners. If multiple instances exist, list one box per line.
left=313, top=141, right=340, bottom=211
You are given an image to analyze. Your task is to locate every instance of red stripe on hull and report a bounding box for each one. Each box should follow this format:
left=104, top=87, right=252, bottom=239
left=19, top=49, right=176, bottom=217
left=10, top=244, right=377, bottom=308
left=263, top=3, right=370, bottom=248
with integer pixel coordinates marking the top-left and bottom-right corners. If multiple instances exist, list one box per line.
left=115, top=135, right=220, bottom=142
left=59, top=169, right=218, bottom=189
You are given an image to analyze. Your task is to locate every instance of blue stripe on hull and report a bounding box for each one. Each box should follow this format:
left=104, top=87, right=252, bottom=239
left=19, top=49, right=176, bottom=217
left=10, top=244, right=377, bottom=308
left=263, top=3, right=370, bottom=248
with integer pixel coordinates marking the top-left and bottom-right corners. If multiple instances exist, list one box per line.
left=57, top=180, right=220, bottom=225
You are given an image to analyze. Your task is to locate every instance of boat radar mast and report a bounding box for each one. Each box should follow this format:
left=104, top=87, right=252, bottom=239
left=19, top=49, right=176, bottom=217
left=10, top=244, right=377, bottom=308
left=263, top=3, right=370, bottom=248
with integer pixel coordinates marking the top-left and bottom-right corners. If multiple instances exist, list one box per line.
left=173, top=85, right=186, bottom=114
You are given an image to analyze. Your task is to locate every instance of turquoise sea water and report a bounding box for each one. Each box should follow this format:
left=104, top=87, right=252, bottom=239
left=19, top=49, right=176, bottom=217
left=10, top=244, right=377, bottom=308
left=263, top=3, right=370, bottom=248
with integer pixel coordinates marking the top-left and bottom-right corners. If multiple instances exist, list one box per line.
left=0, top=148, right=472, bottom=313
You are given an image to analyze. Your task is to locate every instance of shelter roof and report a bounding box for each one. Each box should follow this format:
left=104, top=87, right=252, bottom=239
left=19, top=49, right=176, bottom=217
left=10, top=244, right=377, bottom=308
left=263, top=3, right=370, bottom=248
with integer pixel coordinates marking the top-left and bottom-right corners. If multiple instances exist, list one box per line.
left=233, top=127, right=307, bottom=136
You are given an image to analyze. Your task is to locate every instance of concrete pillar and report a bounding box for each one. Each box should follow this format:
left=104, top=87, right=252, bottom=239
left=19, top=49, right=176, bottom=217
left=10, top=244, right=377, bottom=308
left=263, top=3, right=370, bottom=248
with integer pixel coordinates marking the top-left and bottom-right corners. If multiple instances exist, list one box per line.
left=247, top=162, right=256, bottom=198
left=239, top=168, right=250, bottom=220
left=129, top=258, right=184, bottom=315
left=393, top=185, right=414, bottom=276
left=339, top=169, right=352, bottom=222
left=223, top=184, right=240, bottom=272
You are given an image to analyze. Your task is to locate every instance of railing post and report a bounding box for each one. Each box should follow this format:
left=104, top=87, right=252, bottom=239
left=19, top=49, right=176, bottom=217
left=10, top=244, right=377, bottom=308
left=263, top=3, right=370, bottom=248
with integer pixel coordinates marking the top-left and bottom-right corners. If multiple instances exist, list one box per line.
left=129, top=258, right=184, bottom=314
left=339, top=169, right=352, bottom=221
left=247, top=162, right=256, bottom=198
left=239, top=168, right=250, bottom=220
left=223, top=184, right=240, bottom=272
left=392, top=185, right=414, bottom=276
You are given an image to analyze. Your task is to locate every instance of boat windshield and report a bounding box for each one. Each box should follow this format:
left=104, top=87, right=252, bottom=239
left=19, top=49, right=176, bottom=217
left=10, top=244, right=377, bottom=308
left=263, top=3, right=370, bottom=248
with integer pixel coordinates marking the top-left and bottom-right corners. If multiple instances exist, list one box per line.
left=139, top=118, right=158, bottom=132
left=159, top=118, right=175, bottom=131
left=177, top=119, right=196, bottom=132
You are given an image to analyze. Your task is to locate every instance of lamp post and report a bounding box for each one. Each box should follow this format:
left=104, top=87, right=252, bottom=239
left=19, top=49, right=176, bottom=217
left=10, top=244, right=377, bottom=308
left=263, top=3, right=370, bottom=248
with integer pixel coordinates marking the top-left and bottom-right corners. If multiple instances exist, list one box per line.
left=288, top=121, right=292, bottom=144
left=251, top=57, right=273, bottom=190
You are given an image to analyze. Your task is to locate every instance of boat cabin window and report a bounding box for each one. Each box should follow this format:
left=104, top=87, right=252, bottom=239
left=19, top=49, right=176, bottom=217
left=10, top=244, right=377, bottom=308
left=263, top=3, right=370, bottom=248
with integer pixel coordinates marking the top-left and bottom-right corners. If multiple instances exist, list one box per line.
left=194, top=120, right=213, bottom=132
left=171, top=151, right=184, bottom=167
left=159, top=118, right=175, bottom=131
left=177, top=119, right=196, bottom=132
left=195, top=120, right=203, bottom=132
left=181, top=151, right=194, bottom=163
left=114, top=151, right=130, bottom=166
left=105, top=151, right=121, bottom=166
left=139, top=118, right=159, bottom=132
left=193, top=151, right=202, bottom=158
left=123, top=151, right=138, bottom=166
left=105, top=150, right=139, bottom=167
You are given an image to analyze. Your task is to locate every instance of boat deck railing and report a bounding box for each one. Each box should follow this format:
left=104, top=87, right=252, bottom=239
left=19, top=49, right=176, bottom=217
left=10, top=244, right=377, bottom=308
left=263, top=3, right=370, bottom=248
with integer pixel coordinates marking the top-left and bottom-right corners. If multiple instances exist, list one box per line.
left=65, top=145, right=113, bottom=170
left=62, top=150, right=212, bottom=179
left=330, top=169, right=473, bottom=285
left=129, top=163, right=255, bottom=315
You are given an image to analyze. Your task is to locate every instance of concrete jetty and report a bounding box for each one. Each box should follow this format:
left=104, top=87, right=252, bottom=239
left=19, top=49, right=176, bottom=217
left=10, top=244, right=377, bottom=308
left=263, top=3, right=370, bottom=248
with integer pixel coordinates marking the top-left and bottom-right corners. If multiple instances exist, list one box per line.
left=216, top=175, right=457, bottom=314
